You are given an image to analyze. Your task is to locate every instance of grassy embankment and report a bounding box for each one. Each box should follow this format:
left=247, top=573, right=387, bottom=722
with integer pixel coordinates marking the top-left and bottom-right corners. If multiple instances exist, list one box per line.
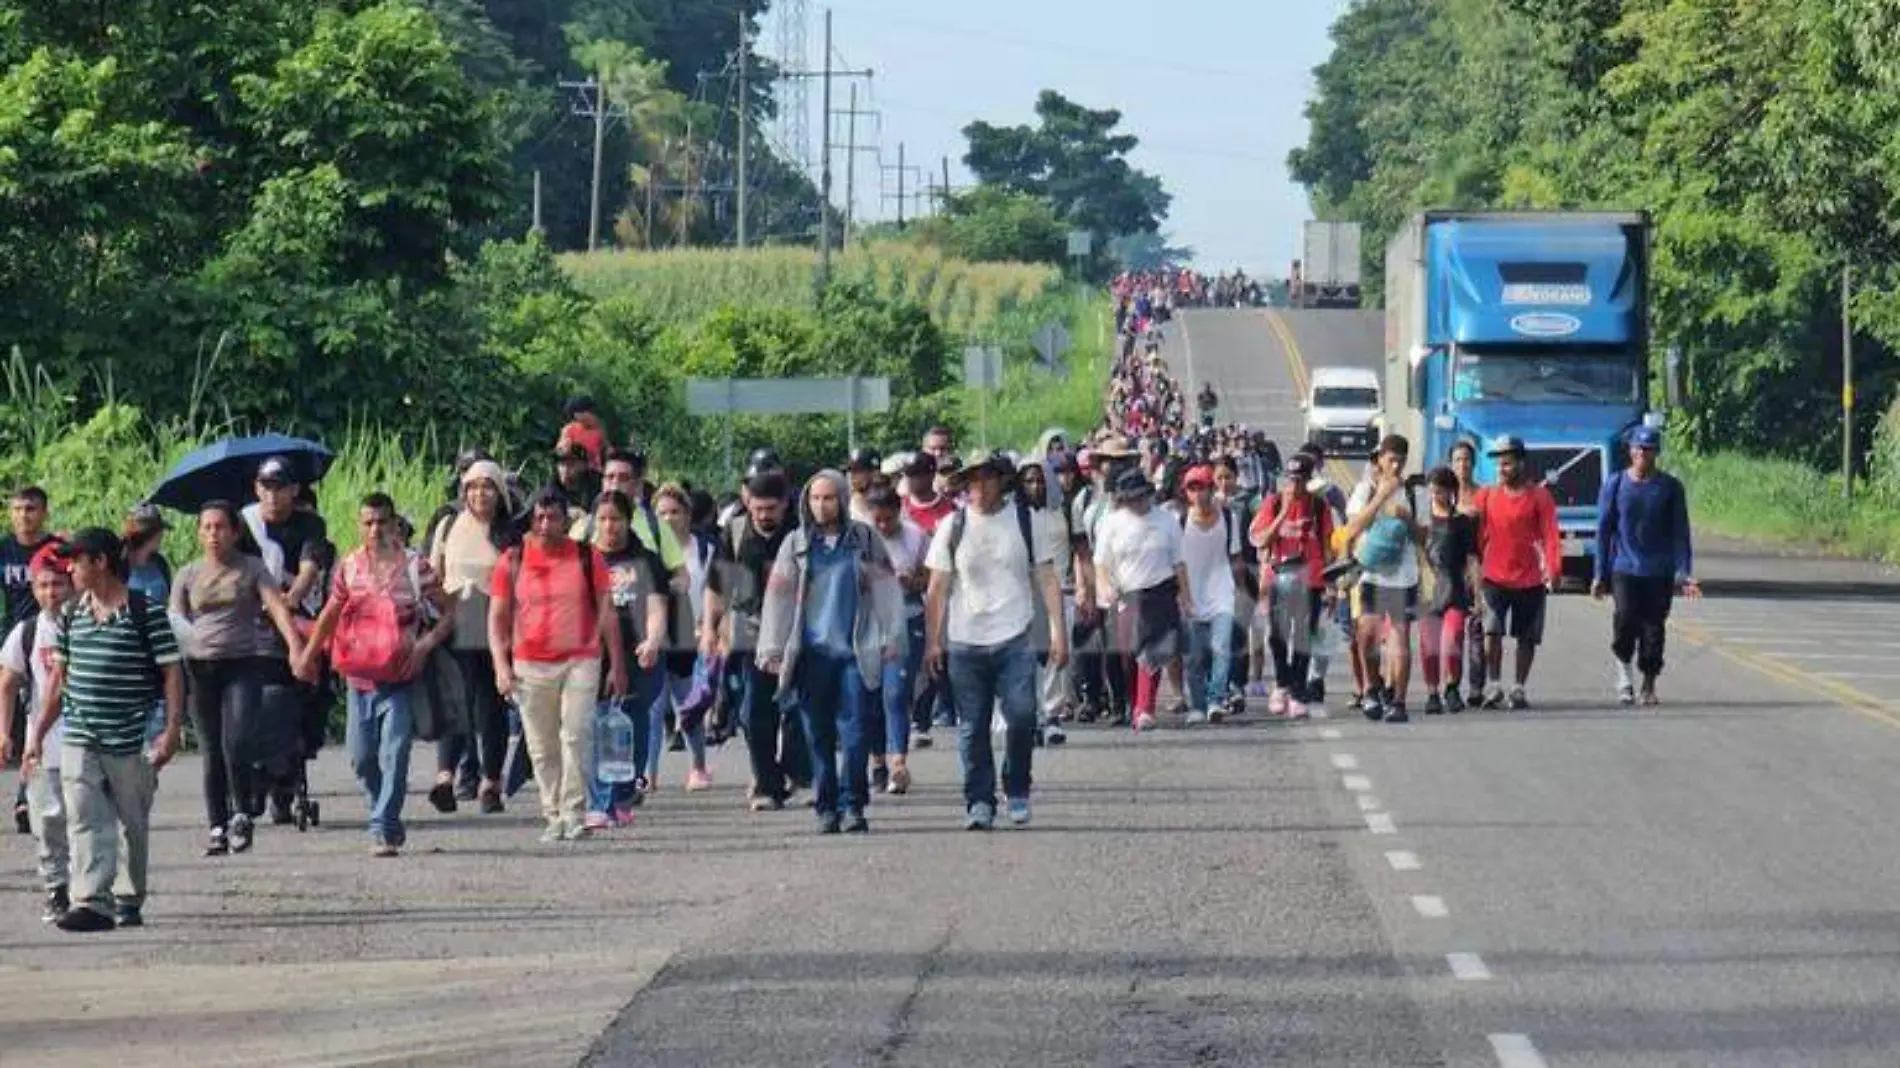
left=1672, top=450, right=1900, bottom=562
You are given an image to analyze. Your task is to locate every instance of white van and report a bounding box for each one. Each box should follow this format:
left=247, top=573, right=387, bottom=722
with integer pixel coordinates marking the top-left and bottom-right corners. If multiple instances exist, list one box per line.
left=1302, top=367, right=1382, bottom=457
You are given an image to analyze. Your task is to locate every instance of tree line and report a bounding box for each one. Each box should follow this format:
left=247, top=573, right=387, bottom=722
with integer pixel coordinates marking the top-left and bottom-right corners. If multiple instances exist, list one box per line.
left=1289, top=0, right=1900, bottom=469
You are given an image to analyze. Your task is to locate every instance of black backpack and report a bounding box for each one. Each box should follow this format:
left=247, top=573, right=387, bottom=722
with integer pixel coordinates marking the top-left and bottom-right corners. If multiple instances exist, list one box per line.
left=940, top=497, right=1051, bottom=657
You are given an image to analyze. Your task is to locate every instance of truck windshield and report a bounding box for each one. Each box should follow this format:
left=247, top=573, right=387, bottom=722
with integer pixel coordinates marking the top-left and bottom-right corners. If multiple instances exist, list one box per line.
left=1313, top=386, right=1379, bottom=408
left=1451, top=346, right=1641, bottom=405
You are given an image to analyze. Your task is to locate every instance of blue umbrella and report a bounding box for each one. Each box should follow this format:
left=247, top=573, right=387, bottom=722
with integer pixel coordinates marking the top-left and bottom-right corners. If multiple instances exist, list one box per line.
left=149, top=433, right=335, bottom=513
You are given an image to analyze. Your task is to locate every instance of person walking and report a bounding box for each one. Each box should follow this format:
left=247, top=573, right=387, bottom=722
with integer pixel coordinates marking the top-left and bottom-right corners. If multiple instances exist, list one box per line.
left=1017, top=456, right=1076, bottom=743
left=0, top=544, right=72, bottom=922
left=1178, top=465, right=1242, bottom=724
left=758, top=469, right=904, bottom=835
left=1342, top=435, right=1424, bottom=724
left=1249, top=452, right=1335, bottom=719
left=865, top=486, right=927, bottom=794
left=171, top=501, right=309, bottom=855
left=488, top=487, right=627, bottom=842
left=1419, top=467, right=1480, bottom=713
left=1593, top=425, right=1699, bottom=706
left=296, top=494, right=455, bottom=856
left=20, top=528, right=184, bottom=932
left=1089, top=468, right=1189, bottom=732
left=588, top=490, right=668, bottom=828
left=1448, top=440, right=1488, bottom=697
left=1473, top=436, right=1561, bottom=710
left=924, top=453, right=1068, bottom=830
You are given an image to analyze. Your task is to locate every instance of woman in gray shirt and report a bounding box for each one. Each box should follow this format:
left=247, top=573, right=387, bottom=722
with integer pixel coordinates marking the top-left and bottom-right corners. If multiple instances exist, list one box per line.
left=170, top=500, right=306, bottom=856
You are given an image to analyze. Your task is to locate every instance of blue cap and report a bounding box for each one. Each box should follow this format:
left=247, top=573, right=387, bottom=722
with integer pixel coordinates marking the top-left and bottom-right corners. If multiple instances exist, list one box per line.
left=1484, top=434, right=1526, bottom=457
left=1628, top=425, right=1662, bottom=451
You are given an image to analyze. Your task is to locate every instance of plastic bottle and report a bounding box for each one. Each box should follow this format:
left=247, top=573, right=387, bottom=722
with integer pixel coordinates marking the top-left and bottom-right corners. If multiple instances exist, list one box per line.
left=595, top=703, right=639, bottom=784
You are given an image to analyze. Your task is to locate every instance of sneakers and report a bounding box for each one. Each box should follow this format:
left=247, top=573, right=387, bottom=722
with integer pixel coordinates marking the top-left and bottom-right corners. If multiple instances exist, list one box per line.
left=1382, top=702, right=1411, bottom=724
left=964, top=802, right=996, bottom=831
left=428, top=781, right=458, bottom=814
left=1268, top=687, right=1289, bottom=715
left=1185, top=709, right=1209, bottom=726
left=42, top=884, right=68, bottom=924
left=1133, top=712, right=1158, bottom=732
left=888, top=762, right=911, bottom=795
left=583, top=811, right=611, bottom=831
left=1507, top=687, right=1530, bottom=711
left=1285, top=698, right=1309, bottom=720
left=1207, top=704, right=1227, bottom=725
left=1480, top=685, right=1506, bottom=710
left=370, top=840, right=401, bottom=858
left=229, top=813, right=254, bottom=854
left=1044, top=721, right=1067, bottom=745
left=747, top=793, right=783, bottom=813
left=13, top=799, right=29, bottom=835
left=1360, top=692, right=1385, bottom=722
left=56, top=905, right=115, bottom=933
left=1615, top=661, right=1636, bottom=706
left=204, top=827, right=230, bottom=857
left=843, top=808, right=869, bottom=834
left=1006, top=797, right=1031, bottom=826
left=1640, top=676, right=1660, bottom=707
left=686, top=768, right=713, bottom=792
left=539, top=820, right=564, bottom=843
left=871, top=764, right=891, bottom=794
left=913, top=725, right=933, bottom=749
left=818, top=812, right=843, bottom=835
left=1443, top=686, right=1466, bottom=714
left=1423, top=693, right=1445, bottom=716
left=479, top=786, right=505, bottom=814
left=560, top=821, right=593, bottom=842
left=114, top=900, right=143, bottom=928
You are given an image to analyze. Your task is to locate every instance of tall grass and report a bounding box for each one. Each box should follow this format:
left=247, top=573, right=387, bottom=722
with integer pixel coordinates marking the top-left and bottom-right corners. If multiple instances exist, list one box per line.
left=1672, top=450, right=1900, bottom=561
left=969, top=290, right=1112, bottom=452
left=560, top=242, right=1057, bottom=338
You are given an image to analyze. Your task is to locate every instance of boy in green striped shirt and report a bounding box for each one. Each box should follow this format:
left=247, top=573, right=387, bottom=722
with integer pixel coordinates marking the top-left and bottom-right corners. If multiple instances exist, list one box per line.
left=22, top=527, right=184, bottom=932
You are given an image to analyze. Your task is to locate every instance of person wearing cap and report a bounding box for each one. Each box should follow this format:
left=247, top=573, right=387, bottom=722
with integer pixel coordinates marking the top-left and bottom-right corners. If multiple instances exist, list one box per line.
left=1076, top=435, right=1136, bottom=726
left=845, top=447, right=882, bottom=526
left=1249, top=452, right=1336, bottom=719
left=1472, top=435, right=1561, bottom=710
left=901, top=452, right=955, bottom=537
left=557, top=396, right=607, bottom=471
left=703, top=469, right=809, bottom=811
left=1593, top=425, right=1699, bottom=706
left=757, top=468, right=904, bottom=835
left=0, top=541, right=72, bottom=922
left=1178, top=465, right=1243, bottom=724
left=925, top=451, right=1068, bottom=829
left=21, top=528, right=183, bottom=932
left=1342, top=434, right=1425, bottom=724
left=423, top=459, right=519, bottom=815
left=1092, top=466, right=1189, bottom=732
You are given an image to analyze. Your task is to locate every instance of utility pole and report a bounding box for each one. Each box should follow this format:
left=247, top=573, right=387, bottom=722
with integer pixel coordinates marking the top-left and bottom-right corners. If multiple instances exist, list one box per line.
left=897, top=141, right=906, bottom=228
left=737, top=8, right=749, bottom=249
left=531, top=168, right=543, bottom=236
left=941, top=155, right=951, bottom=210
left=1844, top=262, right=1856, bottom=500
left=835, top=85, right=878, bottom=248
left=818, top=8, right=834, bottom=280
left=588, top=75, right=606, bottom=251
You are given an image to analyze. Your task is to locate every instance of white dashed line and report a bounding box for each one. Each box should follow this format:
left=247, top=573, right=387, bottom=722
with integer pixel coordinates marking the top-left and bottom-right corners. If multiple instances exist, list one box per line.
left=1365, top=812, right=1396, bottom=835
left=1341, top=774, right=1372, bottom=792
left=1489, top=1033, right=1549, bottom=1068
left=1319, top=728, right=1342, bottom=739
left=1356, top=794, right=1382, bottom=812
left=1447, top=952, right=1492, bottom=980
left=1330, top=754, right=1360, bottom=770
left=1411, top=895, right=1449, bottom=918
left=1385, top=850, right=1421, bottom=871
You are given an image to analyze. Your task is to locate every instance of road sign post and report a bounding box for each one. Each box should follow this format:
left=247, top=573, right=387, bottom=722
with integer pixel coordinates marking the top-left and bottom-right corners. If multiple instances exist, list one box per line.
left=685, top=376, right=892, bottom=481
left=962, top=344, right=1004, bottom=449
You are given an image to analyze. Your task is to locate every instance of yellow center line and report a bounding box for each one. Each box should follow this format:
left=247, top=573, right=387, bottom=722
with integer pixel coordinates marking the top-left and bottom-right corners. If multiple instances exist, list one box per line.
left=1261, top=308, right=1356, bottom=486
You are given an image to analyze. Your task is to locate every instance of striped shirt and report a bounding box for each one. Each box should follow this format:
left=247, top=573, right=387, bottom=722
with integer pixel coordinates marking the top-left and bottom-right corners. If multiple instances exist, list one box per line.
left=55, top=590, right=181, bottom=755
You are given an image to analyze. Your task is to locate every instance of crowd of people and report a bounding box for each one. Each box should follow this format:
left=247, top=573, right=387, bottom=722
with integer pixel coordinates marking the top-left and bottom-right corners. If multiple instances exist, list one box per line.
left=1111, top=268, right=1265, bottom=317
left=0, top=304, right=1700, bottom=935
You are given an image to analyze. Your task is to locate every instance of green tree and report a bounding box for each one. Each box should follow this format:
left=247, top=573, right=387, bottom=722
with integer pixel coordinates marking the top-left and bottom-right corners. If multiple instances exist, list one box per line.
left=910, top=187, right=1068, bottom=266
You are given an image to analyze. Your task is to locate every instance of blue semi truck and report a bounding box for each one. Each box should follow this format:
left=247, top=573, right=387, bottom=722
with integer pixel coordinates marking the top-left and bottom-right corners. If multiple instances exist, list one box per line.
left=1380, top=210, right=1656, bottom=580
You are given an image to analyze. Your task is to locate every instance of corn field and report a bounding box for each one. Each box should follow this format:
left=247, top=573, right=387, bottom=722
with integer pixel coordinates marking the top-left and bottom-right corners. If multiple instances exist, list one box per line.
left=560, top=242, right=1058, bottom=339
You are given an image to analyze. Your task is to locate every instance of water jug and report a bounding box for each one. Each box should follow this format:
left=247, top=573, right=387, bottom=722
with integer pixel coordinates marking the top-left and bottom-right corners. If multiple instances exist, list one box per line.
left=595, top=703, right=639, bottom=784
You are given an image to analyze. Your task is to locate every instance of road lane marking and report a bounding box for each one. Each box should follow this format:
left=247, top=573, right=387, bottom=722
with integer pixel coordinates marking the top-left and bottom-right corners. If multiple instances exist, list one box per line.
left=1725, top=638, right=1824, bottom=646
left=1385, top=850, right=1421, bottom=871
left=1341, top=774, right=1372, bottom=791
left=1447, top=952, right=1492, bottom=980
left=1356, top=795, right=1382, bottom=812
left=1489, top=1034, right=1549, bottom=1068
left=1765, top=653, right=1900, bottom=661
left=1319, top=728, right=1342, bottom=739
left=1365, top=812, right=1397, bottom=834
left=1411, top=895, right=1449, bottom=918
left=1330, top=754, right=1360, bottom=770
left=1818, top=672, right=1900, bottom=680
left=1645, top=609, right=1900, bottom=733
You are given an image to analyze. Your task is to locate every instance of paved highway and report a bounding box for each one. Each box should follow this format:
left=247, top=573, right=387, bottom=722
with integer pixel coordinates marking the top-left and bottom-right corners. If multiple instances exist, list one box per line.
left=8, top=307, right=1900, bottom=1067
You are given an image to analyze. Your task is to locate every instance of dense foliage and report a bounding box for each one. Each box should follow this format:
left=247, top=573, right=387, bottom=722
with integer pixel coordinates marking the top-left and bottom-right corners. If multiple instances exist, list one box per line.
left=1291, top=0, right=1900, bottom=470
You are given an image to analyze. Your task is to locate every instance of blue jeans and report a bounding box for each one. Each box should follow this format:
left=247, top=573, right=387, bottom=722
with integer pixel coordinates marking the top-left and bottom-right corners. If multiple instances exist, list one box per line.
left=590, top=667, right=664, bottom=814
left=735, top=651, right=808, bottom=802
left=346, top=684, right=415, bottom=846
left=797, top=650, right=870, bottom=817
left=871, top=616, right=924, bottom=759
left=1185, top=613, right=1235, bottom=712
left=949, top=634, right=1038, bottom=810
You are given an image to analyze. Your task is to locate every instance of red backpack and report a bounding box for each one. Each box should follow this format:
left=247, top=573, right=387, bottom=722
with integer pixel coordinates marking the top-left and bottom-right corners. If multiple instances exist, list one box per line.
left=329, top=552, right=418, bottom=683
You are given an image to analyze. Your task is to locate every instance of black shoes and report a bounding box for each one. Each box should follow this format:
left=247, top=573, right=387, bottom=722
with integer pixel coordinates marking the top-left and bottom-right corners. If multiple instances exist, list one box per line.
left=42, top=884, right=68, bottom=924
left=428, top=782, right=458, bottom=814
left=115, top=899, right=143, bottom=928
left=56, top=906, right=115, bottom=933
left=843, top=808, right=869, bottom=834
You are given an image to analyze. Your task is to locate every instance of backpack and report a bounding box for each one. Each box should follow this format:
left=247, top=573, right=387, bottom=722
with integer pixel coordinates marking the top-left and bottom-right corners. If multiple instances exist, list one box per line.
left=1176, top=504, right=1237, bottom=550
left=941, top=497, right=1051, bottom=654
left=1352, top=485, right=1420, bottom=574
left=329, top=553, right=419, bottom=684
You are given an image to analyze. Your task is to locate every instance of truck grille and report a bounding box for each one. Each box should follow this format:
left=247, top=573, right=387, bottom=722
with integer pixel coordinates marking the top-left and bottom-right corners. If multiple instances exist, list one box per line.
left=1524, top=446, right=1604, bottom=508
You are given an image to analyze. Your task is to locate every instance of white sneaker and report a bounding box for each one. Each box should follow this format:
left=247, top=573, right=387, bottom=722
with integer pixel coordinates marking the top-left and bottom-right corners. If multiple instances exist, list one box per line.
left=1614, top=660, right=1636, bottom=706
left=1185, top=709, right=1209, bottom=725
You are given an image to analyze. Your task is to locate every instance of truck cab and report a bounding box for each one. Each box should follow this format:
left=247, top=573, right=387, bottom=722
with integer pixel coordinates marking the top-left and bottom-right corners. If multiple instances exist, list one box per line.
left=1303, top=366, right=1382, bottom=458
left=1382, top=211, right=1653, bottom=580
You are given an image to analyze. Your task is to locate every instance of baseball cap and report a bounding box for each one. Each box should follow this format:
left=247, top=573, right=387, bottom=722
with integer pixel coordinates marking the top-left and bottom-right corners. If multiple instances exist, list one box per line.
left=1628, top=425, right=1663, bottom=451
left=846, top=446, right=881, bottom=473
left=1285, top=453, right=1316, bottom=479
left=29, top=539, right=69, bottom=576
left=255, top=455, right=297, bottom=487
left=1112, top=467, right=1153, bottom=499
left=1485, top=434, right=1527, bottom=457
left=903, top=452, right=937, bottom=477
left=1183, top=465, right=1215, bottom=488
left=57, top=527, right=122, bottom=561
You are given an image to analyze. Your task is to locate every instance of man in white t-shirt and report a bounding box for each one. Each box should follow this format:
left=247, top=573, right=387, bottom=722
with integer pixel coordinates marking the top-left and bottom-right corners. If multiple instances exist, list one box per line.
left=924, top=452, right=1068, bottom=831
left=1093, top=468, right=1190, bottom=732
left=1343, top=434, right=1424, bottom=723
left=0, top=547, right=72, bottom=922
left=1178, top=466, right=1243, bottom=724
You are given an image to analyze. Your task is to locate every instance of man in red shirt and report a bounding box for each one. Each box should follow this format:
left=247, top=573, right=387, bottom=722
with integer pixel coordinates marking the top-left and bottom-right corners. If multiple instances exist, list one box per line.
left=901, top=454, right=956, bottom=536
left=1472, top=436, right=1560, bottom=711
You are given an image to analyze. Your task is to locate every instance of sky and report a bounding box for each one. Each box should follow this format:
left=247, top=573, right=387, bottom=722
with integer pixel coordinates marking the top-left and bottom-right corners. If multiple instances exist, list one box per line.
left=779, top=0, right=1348, bottom=276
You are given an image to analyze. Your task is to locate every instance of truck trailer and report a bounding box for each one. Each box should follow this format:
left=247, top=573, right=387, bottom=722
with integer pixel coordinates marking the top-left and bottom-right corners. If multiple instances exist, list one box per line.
left=1292, top=220, right=1362, bottom=309
left=1381, top=210, right=1655, bottom=579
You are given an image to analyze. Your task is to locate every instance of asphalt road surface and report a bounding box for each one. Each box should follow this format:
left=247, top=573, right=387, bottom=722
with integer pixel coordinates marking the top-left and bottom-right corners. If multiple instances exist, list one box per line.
left=8, top=308, right=1900, bottom=1067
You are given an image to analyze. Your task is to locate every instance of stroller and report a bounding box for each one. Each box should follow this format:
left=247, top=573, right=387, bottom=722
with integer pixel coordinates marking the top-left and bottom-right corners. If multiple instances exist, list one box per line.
left=246, top=674, right=325, bottom=831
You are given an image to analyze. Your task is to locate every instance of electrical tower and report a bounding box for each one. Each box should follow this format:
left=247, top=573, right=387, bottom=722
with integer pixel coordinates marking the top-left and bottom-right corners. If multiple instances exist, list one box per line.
left=772, top=0, right=811, bottom=175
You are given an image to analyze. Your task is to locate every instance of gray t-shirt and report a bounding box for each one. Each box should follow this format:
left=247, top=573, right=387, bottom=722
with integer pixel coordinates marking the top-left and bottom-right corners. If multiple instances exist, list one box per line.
left=170, top=555, right=276, bottom=660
